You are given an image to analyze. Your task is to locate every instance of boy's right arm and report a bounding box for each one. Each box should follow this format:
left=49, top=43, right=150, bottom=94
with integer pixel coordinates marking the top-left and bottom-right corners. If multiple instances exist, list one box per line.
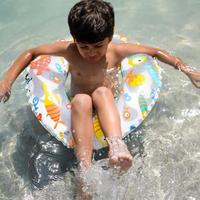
left=0, top=40, right=70, bottom=103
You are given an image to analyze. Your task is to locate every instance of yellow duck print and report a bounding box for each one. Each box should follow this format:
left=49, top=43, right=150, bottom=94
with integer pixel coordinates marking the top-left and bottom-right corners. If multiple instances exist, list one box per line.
left=42, top=82, right=64, bottom=129
left=125, top=69, right=145, bottom=87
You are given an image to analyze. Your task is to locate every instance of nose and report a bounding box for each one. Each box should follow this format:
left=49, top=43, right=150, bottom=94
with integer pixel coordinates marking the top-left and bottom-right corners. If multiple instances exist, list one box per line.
left=89, top=50, right=97, bottom=56
left=87, top=47, right=97, bottom=56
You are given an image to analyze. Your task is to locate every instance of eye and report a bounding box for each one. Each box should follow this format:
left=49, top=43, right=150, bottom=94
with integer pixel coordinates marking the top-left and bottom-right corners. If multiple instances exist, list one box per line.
left=95, top=44, right=103, bottom=48
left=79, top=46, right=87, bottom=49
left=77, top=43, right=88, bottom=49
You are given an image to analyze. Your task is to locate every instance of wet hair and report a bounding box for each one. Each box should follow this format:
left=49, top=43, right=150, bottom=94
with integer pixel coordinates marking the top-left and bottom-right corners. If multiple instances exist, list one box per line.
left=68, top=0, right=114, bottom=43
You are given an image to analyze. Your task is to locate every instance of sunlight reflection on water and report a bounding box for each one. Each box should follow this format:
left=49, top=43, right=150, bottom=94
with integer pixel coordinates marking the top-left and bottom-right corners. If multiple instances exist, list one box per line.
left=0, top=0, right=200, bottom=199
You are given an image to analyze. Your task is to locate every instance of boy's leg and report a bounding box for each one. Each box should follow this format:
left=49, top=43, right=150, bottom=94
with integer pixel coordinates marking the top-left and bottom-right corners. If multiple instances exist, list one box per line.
left=92, top=87, right=132, bottom=171
left=71, top=94, right=94, bottom=170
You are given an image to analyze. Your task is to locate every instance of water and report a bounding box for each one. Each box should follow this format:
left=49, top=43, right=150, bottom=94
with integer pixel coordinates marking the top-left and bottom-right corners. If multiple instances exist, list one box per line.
left=0, top=0, right=200, bottom=199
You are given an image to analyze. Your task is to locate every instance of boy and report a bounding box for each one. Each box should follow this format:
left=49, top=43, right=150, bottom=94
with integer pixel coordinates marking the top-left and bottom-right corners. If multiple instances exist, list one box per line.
left=0, top=0, right=200, bottom=172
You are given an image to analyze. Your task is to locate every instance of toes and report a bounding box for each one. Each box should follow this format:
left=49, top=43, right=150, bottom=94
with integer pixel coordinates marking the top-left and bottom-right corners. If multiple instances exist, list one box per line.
left=107, top=137, right=133, bottom=171
left=109, top=153, right=133, bottom=171
left=109, top=155, right=118, bottom=167
left=119, top=156, right=132, bottom=169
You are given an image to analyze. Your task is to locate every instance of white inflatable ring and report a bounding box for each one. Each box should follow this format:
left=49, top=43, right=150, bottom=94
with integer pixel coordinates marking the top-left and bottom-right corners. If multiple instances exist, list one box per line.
left=25, top=35, right=161, bottom=150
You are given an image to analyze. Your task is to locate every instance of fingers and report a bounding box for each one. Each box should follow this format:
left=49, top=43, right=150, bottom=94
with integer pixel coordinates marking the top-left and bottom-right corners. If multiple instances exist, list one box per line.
left=186, top=74, right=200, bottom=88
left=182, top=67, right=200, bottom=88
left=0, top=93, right=4, bottom=103
left=191, top=79, right=200, bottom=88
left=0, top=81, right=11, bottom=103
left=0, top=91, right=11, bottom=103
left=3, top=93, right=10, bottom=103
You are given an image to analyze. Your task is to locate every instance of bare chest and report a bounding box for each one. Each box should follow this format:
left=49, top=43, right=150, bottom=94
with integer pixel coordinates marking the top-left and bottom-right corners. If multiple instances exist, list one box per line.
left=70, top=55, right=118, bottom=83
left=64, top=44, right=121, bottom=94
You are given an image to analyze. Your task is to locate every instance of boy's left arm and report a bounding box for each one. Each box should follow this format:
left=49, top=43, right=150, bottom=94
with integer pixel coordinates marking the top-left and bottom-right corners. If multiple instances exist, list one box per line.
left=116, top=43, right=200, bottom=88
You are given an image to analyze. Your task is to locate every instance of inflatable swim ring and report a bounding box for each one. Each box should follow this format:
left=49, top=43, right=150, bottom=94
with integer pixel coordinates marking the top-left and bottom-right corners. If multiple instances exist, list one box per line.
left=25, top=35, right=162, bottom=150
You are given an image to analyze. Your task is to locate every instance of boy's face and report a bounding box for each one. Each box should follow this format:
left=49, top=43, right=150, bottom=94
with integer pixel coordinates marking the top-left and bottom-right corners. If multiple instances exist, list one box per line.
left=75, top=37, right=111, bottom=62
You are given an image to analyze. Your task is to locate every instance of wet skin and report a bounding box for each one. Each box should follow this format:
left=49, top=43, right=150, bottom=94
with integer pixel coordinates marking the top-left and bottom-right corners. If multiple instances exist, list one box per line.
left=60, top=38, right=133, bottom=171
left=67, top=38, right=122, bottom=96
left=1, top=36, right=200, bottom=172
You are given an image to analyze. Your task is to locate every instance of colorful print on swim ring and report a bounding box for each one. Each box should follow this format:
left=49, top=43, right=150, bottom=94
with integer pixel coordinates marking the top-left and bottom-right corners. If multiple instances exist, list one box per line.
left=25, top=35, right=162, bottom=150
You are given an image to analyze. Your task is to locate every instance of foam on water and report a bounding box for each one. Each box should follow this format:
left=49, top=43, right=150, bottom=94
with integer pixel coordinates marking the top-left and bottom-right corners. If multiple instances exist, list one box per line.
left=0, top=0, right=200, bottom=199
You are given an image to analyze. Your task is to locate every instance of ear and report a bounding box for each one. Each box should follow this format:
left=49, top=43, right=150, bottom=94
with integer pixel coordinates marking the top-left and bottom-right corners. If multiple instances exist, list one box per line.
left=108, top=36, right=113, bottom=42
left=73, top=38, right=79, bottom=46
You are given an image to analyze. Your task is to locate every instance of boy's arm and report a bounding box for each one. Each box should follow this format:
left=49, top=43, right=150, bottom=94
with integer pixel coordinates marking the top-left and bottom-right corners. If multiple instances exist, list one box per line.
left=116, top=43, right=200, bottom=88
left=0, top=40, right=70, bottom=102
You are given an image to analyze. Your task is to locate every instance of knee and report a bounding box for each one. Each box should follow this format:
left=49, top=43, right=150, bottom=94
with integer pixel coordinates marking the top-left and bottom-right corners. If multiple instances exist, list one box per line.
left=92, top=86, right=112, bottom=101
left=71, top=94, right=92, bottom=113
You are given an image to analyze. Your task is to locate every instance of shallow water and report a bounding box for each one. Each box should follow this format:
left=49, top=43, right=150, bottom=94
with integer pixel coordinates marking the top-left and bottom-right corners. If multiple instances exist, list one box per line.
left=0, top=0, right=200, bottom=199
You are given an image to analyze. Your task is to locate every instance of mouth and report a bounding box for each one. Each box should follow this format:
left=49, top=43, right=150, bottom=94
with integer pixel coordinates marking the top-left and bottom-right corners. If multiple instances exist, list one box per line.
left=86, top=55, right=99, bottom=61
left=89, top=56, right=97, bottom=59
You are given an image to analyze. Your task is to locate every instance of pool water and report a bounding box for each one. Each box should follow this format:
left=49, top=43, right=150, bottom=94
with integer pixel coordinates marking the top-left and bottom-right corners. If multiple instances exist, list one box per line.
left=0, top=0, right=200, bottom=199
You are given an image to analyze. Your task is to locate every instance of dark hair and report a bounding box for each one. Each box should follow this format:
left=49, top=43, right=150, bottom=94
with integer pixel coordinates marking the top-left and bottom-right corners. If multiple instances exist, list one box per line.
left=68, top=0, right=114, bottom=43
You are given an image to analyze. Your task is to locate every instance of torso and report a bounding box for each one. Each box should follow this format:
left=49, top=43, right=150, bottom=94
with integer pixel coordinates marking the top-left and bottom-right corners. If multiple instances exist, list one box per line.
left=64, top=42, right=122, bottom=96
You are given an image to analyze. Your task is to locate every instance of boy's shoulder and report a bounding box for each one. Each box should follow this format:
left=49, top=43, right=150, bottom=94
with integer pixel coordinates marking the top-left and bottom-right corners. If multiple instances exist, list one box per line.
left=109, top=41, right=148, bottom=59
left=108, top=42, right=135, bottom=58
left=54, top=39, right=75, bottom=50
left=49, top=39, right=78, bottom=58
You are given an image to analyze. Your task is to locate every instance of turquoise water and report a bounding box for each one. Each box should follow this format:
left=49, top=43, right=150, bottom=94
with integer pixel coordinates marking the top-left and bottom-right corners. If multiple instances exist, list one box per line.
left=0, top=0, right=200, bottom=199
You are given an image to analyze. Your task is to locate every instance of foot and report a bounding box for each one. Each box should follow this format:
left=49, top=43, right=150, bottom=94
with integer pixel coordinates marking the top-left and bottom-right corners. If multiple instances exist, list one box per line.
left=106, top=137, right=133, bottom=172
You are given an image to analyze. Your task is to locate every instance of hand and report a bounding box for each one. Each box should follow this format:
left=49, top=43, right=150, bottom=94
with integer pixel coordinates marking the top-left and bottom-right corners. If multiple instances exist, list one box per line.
left=178, top=63, right=200, bottom=88
left=0, top=80, right=11, bottom=103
